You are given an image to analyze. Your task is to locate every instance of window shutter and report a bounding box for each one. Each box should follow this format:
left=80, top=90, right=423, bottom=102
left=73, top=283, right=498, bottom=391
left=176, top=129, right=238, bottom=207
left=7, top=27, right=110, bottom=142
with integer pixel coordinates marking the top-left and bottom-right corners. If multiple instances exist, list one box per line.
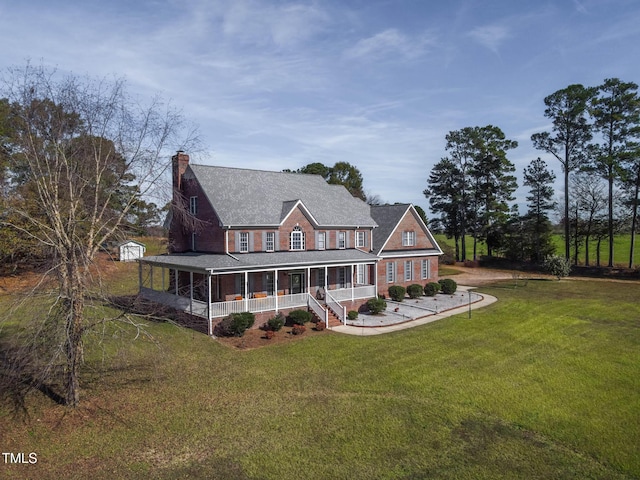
left=249, top=232, right=255, bottom=252
left=346, top=231, right=351, bottom=249
left=262, top=232, right=266, bottom=252
left=234, top=232, right=240, bottom=252
left=315, top=231, right=319, bottom=250
left=274, top=232, right=280, bottom=251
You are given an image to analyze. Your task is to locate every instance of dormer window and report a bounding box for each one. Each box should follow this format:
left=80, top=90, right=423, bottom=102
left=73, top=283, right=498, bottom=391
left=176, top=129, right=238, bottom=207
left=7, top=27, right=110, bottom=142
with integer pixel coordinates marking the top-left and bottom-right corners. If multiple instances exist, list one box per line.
left=290, top=226, right=305, bottom=251
left=239, top=232, right=249, bottom=253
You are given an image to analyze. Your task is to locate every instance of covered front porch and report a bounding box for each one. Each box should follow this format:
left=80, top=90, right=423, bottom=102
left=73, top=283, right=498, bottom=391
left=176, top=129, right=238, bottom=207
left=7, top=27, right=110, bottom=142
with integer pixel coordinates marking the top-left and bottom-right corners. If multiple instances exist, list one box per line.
left=138, top=250, right=379, bottom=334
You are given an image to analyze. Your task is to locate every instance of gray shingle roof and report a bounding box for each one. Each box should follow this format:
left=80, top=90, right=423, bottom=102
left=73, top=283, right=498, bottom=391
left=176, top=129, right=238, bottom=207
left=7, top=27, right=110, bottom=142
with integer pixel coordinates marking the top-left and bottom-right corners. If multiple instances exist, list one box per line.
left=370, top=204, right=412, bottom=254
left=187, top=164, right=376, bottom=228
left=141, top=249, right=379, bottom=273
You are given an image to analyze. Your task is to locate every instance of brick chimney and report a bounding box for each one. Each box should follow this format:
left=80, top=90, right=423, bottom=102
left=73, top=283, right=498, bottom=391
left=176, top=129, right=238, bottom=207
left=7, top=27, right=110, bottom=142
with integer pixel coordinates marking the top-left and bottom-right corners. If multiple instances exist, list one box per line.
left=172, top=151, right=190, bottom=191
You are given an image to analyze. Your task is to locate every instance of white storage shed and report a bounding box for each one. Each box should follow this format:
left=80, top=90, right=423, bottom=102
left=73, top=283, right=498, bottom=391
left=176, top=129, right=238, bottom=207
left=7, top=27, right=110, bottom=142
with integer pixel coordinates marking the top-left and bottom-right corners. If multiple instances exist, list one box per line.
left=118, top=240, right=146, bottom=262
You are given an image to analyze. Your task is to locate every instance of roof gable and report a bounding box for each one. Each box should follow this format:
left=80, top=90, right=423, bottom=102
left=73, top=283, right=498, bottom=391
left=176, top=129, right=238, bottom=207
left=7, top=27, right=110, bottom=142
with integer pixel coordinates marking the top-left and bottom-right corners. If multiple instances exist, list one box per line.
left=186, top=164, right=377, bottom=228
left=370, top=204, right=442, bottom=255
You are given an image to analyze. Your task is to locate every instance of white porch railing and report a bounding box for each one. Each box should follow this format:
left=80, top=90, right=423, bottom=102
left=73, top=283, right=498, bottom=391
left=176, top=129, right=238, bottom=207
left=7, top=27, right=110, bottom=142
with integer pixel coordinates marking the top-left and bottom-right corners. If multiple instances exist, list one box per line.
left=307, top=294, right=328, bottom=328
left=326, top=291, right=346, bottom=324
left=329, top=285, right=376, bottom=302
left=209, top=293, right=309, bottom=318
left=279, top=293, right=310, bottom=310
left=142, top=287, right=334, bottom=322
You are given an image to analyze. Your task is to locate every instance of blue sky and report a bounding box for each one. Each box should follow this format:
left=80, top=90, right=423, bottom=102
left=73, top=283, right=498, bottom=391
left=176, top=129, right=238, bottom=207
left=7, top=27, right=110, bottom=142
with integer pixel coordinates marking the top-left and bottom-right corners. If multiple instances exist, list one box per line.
left=1, top=0, right=639, bottom=214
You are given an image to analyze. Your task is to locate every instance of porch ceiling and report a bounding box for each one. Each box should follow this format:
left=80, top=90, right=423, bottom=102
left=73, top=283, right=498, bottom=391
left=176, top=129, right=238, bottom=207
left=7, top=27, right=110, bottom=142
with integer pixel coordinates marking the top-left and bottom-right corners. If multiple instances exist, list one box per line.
left=140, top=249, right=379, bottom=274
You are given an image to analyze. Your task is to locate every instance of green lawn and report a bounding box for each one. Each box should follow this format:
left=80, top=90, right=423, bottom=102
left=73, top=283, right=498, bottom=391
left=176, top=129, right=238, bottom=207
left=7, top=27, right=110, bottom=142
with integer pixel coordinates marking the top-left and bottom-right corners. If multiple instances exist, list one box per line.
left=435, top=233, right=640, bottom=267
left=1, top=261, right=639, bottom=478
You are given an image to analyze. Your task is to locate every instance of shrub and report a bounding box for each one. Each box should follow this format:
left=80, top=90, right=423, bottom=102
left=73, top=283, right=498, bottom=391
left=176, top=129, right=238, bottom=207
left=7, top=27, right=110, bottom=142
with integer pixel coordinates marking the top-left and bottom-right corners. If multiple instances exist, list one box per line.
left=367, top=297, right=387, bottom=314
left=347, top=310, right=359, bottom=321
left=388, top=285, right=406, bottom=302
left=407, top=284, right=424, bottom=299
left=424, top=282, right=441, bottom=296
left=438, top=278, right=457, bottom=294
left=291, top=324, right=306, bottom=335
left=267, top=313, right=285, bottom=331
left=217, top=312, right=255, bottom=337
left=288, top=309, right=312, bottom=325
left=544, top=255, right=571, bottom=279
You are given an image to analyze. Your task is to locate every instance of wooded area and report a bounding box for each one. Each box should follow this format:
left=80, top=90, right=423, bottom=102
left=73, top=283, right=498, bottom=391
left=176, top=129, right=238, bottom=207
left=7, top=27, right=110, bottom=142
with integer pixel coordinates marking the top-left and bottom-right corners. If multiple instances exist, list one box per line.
left=426, top=78, right=640, bottom=269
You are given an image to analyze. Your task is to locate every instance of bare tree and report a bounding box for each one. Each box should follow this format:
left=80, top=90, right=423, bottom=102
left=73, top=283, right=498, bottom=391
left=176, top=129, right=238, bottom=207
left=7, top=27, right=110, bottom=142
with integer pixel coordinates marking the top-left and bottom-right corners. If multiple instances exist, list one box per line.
left=0, top=64, right=196, bottom=407
left=572, top=173, right=607, bottom=266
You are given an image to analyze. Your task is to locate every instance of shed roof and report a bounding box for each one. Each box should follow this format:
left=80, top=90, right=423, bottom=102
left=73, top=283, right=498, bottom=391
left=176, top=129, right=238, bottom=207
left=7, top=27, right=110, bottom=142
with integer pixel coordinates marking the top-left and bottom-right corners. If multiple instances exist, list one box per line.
left=118, top=240, right=146, bottom=248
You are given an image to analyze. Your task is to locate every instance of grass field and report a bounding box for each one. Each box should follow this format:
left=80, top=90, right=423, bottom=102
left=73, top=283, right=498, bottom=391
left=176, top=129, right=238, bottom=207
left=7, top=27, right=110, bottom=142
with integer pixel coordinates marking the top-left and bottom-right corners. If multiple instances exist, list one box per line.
left=435, top=233, right=640, bottom=267
left=1, top=256, right=639, bottom=479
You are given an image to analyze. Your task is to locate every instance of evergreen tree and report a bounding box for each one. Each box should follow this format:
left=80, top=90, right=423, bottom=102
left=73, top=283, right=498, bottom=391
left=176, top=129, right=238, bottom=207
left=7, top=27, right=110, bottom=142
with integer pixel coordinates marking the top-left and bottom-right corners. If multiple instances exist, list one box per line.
left=522, top=157, right=556, bottom=263
left=589, top=78, right=640, bottom=267
left=532, top=84, right=596, bottom=261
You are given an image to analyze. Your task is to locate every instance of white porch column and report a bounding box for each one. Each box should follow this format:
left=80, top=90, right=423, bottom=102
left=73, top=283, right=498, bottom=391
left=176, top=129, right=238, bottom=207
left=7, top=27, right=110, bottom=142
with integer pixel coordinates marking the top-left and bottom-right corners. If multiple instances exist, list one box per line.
left=138, top=261, right=142, bottom=293
left=324, top=266, right=328, bottom=296
left=207, top=274, right=212, bottom=336
left=244, top=271, right=249, bottom=311
left=189, top=271, right=194, bottom=315
left=307, top=267, right=311, bottom=294
left=374, top=262, right=378, bottom=298
left=351, top=264, right=355, bottom=301
left=274, top=269, right=279, bottom=312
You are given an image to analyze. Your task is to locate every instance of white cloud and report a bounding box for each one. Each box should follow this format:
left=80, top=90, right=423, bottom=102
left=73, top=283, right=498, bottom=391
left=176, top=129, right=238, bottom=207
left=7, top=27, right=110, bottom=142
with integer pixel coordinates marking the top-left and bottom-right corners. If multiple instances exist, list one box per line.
left=468, top=24, right=510, bottom=53
left=220, top=0, right=330, bottom=48
left=344, top=29, right=434, bottom=61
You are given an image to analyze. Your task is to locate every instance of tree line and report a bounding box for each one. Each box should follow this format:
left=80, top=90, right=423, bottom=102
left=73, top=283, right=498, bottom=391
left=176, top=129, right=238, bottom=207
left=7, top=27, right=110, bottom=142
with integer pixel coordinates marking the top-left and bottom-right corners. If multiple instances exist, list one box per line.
left=425, top=78, right=640, bottom=268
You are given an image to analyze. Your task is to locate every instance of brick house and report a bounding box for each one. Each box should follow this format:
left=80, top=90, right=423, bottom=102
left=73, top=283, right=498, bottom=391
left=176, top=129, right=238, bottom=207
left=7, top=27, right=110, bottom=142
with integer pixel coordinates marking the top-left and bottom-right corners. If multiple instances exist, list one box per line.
left=370, top=204, right=442, bottom=298
left=138, top=152, right=442, bottom=334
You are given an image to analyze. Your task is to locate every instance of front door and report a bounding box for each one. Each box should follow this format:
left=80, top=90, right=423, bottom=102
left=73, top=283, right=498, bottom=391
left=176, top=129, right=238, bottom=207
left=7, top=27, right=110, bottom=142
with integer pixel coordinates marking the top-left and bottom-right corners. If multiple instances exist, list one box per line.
left=290, top=273, right=304, bottom=294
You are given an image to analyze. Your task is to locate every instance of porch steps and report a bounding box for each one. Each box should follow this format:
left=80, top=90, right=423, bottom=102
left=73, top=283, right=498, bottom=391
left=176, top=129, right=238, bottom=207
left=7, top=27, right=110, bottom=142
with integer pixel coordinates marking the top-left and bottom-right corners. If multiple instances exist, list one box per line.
left=310, top=308, right=343, bottom=328
left=327, top=311, right=342, bottom=328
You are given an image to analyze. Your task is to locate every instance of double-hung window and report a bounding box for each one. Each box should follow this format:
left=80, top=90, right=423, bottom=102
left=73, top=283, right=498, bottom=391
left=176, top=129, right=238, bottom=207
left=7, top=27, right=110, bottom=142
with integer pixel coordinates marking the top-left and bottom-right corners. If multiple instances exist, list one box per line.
left=290, top=226, right=305, bottom=251
left=239, top=232, right=249, bottom=253
left=189, top=196, right=198, bottom=215
left=338, top=231, right=346, bottom=249
left=265, top=232, right=275, bottom=252
left=405, top=260, right=413, bottom=281
left=356, top=264, right=366, bottom=285
left=421, top=259, right=430, bottom=280
left=402, top=231, right=416, bottom=247
left=356, top=231, right=366, bottom=248
left=386, top=262, right=396, bottom=283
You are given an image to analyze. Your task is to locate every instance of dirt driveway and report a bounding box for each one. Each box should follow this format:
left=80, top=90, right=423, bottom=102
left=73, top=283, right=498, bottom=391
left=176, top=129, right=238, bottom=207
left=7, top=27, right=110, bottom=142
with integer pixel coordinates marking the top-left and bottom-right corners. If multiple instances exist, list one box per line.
left=440, top=265, right=551, bottom=286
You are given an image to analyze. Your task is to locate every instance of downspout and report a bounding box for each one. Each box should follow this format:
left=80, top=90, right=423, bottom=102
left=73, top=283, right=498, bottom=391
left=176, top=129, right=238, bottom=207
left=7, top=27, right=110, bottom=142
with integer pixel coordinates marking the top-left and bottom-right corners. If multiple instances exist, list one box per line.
left=225, top=227, right=239, bottom=261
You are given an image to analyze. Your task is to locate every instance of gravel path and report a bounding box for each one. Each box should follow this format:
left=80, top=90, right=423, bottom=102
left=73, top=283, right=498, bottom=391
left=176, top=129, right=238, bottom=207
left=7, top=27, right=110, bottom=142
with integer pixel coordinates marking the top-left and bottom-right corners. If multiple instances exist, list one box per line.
left=346, top=286, right=483, bottom=327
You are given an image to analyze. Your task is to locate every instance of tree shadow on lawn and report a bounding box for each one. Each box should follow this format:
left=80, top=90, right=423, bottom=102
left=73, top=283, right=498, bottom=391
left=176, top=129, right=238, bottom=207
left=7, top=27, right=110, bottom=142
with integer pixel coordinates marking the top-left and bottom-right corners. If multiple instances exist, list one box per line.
left=0, top=334, right=67, bottom=417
